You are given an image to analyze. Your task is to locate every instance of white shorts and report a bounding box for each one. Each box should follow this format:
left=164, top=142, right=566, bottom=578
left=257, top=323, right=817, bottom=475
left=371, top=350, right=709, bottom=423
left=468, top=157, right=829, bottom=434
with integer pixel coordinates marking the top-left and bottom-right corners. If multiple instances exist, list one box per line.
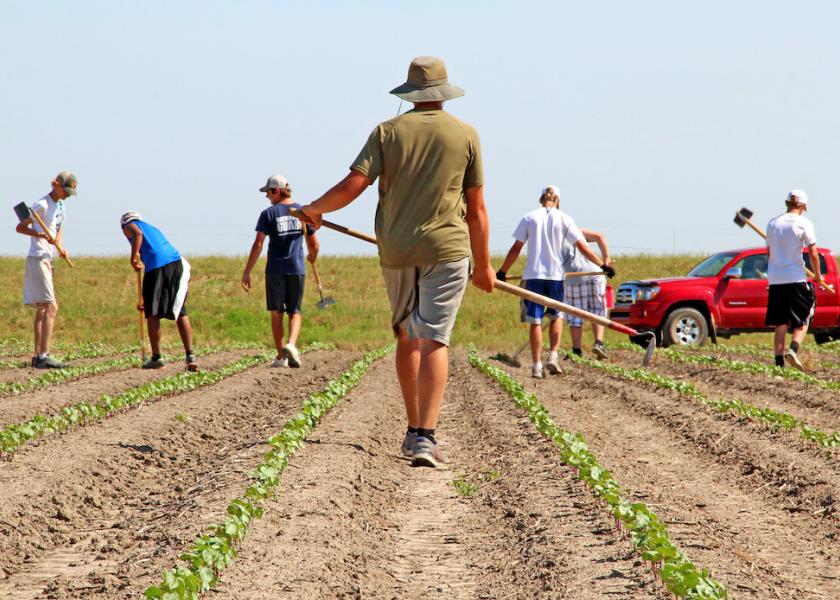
left=23, top=257, right=56, bottom=305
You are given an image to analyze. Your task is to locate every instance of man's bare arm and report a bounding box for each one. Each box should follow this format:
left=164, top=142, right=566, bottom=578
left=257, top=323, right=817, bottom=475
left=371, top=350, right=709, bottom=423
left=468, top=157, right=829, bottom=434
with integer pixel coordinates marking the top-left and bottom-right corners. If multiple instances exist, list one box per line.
left=465, top=186, right=494, bottom=293
left=299, top=170, right=372, bottom=228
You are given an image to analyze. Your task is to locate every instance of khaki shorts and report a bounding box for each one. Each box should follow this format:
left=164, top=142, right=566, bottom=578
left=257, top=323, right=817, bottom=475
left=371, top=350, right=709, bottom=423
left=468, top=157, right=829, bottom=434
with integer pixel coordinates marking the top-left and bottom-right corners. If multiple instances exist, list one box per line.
left=23, top=257, right=56, bottom=305
left=382, top=258, right=469, bottom=346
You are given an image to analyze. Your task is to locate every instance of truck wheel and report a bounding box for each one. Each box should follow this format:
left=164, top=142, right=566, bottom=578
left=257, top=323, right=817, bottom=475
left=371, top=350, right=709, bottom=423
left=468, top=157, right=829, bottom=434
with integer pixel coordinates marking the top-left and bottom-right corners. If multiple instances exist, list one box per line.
left=662, top=308, right=708, bottom=347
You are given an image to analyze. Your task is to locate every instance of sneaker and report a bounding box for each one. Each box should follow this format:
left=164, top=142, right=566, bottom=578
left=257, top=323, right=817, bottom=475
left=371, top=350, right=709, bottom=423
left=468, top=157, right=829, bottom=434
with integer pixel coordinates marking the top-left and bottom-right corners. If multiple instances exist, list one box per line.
left=531, top=364, right=544, bottom=379
left=545, top=352, right=562, bottom=375
left=593, top=342, right=608, bottom=361
left=31, top=356, right=36, bottom=368
left=33, top=355, right=66, bottom=369
left=411, top=436, right=444, bottom=468
left=142, top=357, right=166, bottom=369
left=270, top=356, right=289, bottom=368
left=401, top=431, right=417, bottom=458
left=784, top=348, right=805, bottom=372
left=284, top=343, right=301, bottom=368
left=186, top=353, right=199, bottom=372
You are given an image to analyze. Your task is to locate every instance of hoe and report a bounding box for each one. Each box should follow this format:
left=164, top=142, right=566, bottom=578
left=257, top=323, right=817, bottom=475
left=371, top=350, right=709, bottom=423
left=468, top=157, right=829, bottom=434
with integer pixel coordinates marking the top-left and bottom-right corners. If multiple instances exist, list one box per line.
left=289, top=209, right=657, bottom=367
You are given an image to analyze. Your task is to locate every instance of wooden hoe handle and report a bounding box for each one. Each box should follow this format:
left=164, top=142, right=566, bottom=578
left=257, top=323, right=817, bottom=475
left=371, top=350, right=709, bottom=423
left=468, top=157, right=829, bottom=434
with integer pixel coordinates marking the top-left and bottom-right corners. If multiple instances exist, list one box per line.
left=29, top=210, right=74, bottom=268
left=289, top=208, right=378, bottom=245
left=493, top=280, right=640, bottom=336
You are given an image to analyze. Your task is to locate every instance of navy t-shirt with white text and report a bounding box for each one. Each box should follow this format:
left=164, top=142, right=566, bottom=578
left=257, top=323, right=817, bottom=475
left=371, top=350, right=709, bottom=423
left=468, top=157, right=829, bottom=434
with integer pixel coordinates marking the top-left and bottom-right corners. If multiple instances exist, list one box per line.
left=256, top=203, right=312, bottom=275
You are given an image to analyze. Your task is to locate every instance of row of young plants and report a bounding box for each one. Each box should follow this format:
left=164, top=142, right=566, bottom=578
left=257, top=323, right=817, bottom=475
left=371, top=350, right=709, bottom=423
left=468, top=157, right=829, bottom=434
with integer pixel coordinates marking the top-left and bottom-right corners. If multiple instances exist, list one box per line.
left=469, top=347, right=727, bottom=599
left=0, top=342, right=185, bottom=369
left=0, top=343, right=264, bottom=396
left=611, top=341, right=840, bottom=390
left=144, top=344, right=393, bottom=599
left=572, top=354, right=840, bottom=449
left=0, top=342, right=337, bottom=456
left=0, top=353, right=267, bottom=455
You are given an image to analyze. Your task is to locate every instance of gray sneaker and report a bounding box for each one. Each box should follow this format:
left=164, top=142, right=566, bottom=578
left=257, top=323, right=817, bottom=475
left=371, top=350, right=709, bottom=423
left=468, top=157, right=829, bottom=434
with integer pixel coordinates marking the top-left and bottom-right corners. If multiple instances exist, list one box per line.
left=545, top=352, right=562, bottom=375
left=593, top=342, right=608, bottom=361
left=531, top=364, right=544, bottom=379
left=401, top=431, right=417, bottom=458
left=284, top=343, right=301, bottom=368
left=411, top=436, right=444, bottom=468
left=784, top=348, right=805, bottom=372
left=33, top=355, right=66, bottom=369
left=142, top=357, right=166, bottom=369
left=186, top=353, right=199, bottom=372
left=270, top=356, right=289, bottom=368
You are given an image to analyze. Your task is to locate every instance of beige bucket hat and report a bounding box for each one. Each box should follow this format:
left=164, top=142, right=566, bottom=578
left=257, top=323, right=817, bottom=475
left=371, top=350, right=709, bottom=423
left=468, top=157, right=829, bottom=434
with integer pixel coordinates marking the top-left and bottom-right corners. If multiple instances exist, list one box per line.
left=389, top=56, right=465, bottom=102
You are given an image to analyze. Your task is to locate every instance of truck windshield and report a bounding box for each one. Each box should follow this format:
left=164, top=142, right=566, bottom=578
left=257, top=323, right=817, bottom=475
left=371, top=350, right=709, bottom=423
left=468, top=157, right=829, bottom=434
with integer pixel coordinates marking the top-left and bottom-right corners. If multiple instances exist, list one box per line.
left=686, top=252, right=739, bottom=277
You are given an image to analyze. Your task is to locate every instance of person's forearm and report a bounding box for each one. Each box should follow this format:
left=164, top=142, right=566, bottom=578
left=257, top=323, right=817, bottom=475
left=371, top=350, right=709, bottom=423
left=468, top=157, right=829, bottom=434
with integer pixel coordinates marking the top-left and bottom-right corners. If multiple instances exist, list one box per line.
left=466, top=203, right=492, bottom=270
left=309, top=172, right=369, bottom=215
left=499, top=245, right=521, bottom=274
left=808, top=247, right=822, bottom=279
left=243, top=243, right=263, bottom=276
left=306, top=237, right=319, bottom=261
left=577, top=240, right=605, bottom=266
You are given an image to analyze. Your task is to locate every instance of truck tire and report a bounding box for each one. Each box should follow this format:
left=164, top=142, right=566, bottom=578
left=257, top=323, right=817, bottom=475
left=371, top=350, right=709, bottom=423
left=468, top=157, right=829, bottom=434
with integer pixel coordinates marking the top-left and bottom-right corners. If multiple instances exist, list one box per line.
left=662, top=308, right=708, bottom=347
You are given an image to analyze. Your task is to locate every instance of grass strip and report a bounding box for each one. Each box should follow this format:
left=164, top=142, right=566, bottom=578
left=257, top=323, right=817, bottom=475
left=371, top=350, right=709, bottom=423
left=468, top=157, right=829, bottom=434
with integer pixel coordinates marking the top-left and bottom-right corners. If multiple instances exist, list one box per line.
left=611, top=342, right=840, bottom=389
left=0, top=342, right=335, bottom=455
left=469, top=347, right=727, bottom=599
left=572, top=354, right=840, bottom=449
left=143, top=344, right=393, bottom=599
left=0, top=343, right=265, bottom=396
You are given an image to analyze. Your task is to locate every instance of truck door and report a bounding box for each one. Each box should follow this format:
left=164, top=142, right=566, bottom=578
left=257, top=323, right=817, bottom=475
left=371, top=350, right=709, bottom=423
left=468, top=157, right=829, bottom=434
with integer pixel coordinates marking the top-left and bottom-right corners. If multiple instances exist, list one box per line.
left=806, top=253, right=839, bottom=327
left=717, top=254, right=769, bottom=328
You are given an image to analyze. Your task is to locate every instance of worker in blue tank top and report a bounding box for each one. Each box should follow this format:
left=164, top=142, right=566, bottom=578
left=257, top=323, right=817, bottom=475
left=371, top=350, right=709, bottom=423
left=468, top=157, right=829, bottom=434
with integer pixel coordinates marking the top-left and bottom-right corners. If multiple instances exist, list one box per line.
left=120, top=212, right=198, bottom=372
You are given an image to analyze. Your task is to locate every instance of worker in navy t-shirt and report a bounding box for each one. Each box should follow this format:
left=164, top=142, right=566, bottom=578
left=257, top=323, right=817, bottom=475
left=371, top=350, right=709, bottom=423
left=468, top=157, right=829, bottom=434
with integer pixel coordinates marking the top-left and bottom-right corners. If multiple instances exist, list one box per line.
left=241, top=175, right=319, bottom=368
left=120, top=212, right=198, bottom=372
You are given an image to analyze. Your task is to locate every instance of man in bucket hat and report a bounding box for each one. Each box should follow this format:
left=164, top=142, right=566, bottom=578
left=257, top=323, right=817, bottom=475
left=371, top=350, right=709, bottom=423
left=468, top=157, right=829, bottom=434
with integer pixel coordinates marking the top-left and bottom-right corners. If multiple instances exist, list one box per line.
left=15, top=171, right=78, bottom=368
left=298, top=56, right=494, bottom=468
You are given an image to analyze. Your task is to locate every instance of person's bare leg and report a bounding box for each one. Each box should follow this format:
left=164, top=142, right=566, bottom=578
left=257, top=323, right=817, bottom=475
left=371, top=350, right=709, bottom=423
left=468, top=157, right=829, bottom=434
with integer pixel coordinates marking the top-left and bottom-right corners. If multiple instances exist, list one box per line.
left=270, top=311, right=285, bottom=356
left=147, top=317, right=162, bottom=356
left=773, top=325, right=788, bottom=356
left=417, top=338, right=448, bottom=429
left=530, top=323, right=543, bottom=363
left=395, top=327, right=420, bottom=427
left=40, top=302, right=58, bottom=356
left=593, top=323, right=605, bottom=344
left=33, top=304, right=47, bottom=356
left=570, top=324, right=583, bottom=350
left=176, top=315, right=194, bottom=352
left=287, top=313, right=302, bottom=347
left=791, top=325, right=808, bottom=346
left=548, top=317, right=562, bottom=353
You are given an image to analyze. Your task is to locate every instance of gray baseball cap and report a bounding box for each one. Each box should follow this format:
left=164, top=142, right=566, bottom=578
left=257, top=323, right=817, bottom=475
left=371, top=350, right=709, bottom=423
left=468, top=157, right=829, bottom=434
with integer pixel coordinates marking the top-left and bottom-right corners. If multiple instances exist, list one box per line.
left=259, top=174, right=291, bottom=193
left=56, top=171, right=78, bottom=196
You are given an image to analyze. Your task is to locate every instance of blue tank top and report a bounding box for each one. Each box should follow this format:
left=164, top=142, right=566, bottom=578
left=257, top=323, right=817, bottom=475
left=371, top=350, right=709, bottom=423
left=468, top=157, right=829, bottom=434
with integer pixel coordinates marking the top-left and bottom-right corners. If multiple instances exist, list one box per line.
left=134, top=221, right=181, bottom=271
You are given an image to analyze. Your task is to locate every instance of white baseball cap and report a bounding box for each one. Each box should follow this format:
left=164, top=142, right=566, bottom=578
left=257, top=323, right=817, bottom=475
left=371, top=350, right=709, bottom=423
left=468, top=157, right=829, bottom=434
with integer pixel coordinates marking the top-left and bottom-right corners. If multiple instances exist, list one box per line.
left=787, top=189, right=808, bottom=205
left=541, top=185, right=560, bottom=197
left=259, top=175, right=291, bottom=193
left=120, top=211, right=142, bottom=227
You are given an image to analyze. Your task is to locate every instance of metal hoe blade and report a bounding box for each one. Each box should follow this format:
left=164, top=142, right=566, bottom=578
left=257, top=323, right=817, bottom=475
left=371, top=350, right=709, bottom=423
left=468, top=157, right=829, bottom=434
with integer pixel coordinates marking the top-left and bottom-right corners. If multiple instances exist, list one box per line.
left=13, top=202, right=29, bottom=222
left=316, top=294, right=336, bottom=310
left=641, top=332, right=656, bottom=367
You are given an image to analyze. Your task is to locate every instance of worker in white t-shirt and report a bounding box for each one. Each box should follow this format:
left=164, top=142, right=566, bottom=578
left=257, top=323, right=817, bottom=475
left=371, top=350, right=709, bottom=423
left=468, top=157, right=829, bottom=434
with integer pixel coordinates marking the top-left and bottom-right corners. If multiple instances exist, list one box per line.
left=496, top=185, right=614, bottom=378
left=764, top=189, right=825, bottom=371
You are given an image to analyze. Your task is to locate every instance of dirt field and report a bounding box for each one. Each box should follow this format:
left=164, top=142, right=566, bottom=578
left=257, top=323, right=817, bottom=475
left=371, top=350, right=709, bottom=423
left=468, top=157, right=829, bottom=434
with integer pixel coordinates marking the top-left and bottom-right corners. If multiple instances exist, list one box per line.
left=0, top=344, right=837, bottom=599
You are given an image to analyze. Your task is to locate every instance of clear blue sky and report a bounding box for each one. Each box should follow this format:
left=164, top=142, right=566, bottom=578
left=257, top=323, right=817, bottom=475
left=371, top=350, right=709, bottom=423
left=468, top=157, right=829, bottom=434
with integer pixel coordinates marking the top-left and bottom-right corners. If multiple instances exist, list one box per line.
left=2, top=1, right=838, bottom=260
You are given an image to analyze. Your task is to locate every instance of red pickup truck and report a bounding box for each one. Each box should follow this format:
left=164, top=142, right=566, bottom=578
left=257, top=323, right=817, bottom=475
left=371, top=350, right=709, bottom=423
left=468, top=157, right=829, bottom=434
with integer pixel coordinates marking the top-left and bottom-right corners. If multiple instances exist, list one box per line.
left=611, top=247, right=840, bottom=347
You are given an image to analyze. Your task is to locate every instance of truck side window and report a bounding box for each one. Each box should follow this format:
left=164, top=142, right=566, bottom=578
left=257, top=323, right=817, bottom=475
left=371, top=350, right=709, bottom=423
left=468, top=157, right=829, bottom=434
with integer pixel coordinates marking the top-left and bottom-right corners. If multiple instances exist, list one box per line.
left=801, top=253, right=827, bottom=274
left=739, top=255, right=769, bottom=280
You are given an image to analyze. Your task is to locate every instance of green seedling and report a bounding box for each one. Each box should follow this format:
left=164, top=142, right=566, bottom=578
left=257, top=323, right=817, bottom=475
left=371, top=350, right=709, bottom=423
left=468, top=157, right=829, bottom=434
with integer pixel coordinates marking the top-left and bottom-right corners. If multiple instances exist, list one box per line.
left=450, top=474, right=477, bottom=497
left=175, top=413, right=191, bottom=423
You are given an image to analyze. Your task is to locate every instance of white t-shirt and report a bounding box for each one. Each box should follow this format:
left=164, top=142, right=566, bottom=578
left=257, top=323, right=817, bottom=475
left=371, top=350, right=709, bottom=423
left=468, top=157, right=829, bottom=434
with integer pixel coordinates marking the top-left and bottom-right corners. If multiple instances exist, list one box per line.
left=766, top=212, right=816, bottom=285
left=28, top=195, right=65, bottom=259
left=513, top=207, right=584, bottom=280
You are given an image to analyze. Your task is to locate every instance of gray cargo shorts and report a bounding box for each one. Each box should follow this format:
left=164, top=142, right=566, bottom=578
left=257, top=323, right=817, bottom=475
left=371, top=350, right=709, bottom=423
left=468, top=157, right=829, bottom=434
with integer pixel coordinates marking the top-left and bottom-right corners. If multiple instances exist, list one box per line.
left=381, top=258, right=469, bottom=346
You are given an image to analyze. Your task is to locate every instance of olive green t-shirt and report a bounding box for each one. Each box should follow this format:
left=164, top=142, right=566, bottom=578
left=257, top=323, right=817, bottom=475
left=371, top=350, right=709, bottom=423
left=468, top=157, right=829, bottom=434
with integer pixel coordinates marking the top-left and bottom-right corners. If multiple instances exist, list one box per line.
left=351, top=108, right=484, bottom=269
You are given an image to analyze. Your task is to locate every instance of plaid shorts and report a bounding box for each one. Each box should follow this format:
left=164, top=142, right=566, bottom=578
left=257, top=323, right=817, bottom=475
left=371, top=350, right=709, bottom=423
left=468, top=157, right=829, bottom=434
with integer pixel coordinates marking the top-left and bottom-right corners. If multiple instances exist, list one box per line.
left=564, top=278, right=607, bottom=326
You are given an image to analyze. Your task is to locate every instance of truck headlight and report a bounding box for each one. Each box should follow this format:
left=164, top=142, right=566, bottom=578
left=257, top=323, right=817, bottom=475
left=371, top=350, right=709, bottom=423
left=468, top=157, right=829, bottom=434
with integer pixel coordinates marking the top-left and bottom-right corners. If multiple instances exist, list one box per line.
left=637, top=286, right=660, bottom=301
